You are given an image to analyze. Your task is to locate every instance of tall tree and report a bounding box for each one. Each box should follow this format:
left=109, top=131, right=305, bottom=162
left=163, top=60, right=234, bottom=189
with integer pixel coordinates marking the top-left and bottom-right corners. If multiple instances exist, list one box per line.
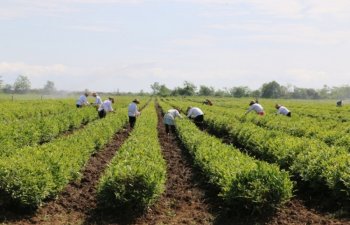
left=182, top=81, right=197, bottom=96
left=158, top=84, right=171, bottom=97
left=198, top=85, right=215, bottom=96
left=43, top=80, right=56, bottom=94
left=150, top=82, right=161, bottom=95
left=261, top=81, right=282, bottom=98
left=13, top=75, right=31, bottom=93
left=230, top=86, right=250, bottom=97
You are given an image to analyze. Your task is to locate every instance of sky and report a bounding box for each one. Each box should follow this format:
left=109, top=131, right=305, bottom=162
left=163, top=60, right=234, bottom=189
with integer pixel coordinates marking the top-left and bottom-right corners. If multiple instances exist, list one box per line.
left=0, top=0, right=350, bottom=92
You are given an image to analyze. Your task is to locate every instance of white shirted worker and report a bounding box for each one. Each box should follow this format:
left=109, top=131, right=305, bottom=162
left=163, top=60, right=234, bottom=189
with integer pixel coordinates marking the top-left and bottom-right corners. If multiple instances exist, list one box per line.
left=245, top=100, right=265, bottom=116
left=128, top=99, right=141, bottom=128
left=163, top=108, right=182, bottom=134
left=98, top=97, right=114, bottom=118
left=187, top=106, right=204, bottom=124
left=275, top=104, right=291, bottom=117
left=92, top=92, right=103, bottom=109
left=76, top=92, right=89, bottom=108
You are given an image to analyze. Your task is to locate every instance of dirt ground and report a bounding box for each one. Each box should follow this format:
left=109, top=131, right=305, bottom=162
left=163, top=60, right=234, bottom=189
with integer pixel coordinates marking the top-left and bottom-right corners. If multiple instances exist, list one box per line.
left=0, top=103, right=349, bottom=225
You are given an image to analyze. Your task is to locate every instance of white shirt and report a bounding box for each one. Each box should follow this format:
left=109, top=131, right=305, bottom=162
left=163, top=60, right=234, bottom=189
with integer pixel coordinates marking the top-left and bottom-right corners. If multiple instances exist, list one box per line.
left=99, top=99, right=113, bottom=112
left=167, top=109, right=182, bottom=119
left=247, top=103, right=264, bottom=113
left=95, top=96, right=102, bottom=106
left=187, top=107, right=204, bottom=118
left=128, top=102, right=140, bottom=117
left=76, top=95, right=89, bottom=106
left=277, top=106, right=290, bottom=115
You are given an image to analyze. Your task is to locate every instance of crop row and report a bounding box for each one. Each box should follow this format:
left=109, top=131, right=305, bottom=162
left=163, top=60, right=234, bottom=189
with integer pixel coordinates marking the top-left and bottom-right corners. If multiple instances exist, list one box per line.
left=0, top=107, right=129, bottom=207
left=178, top=102, right=350, bottom=201
left=0, top=106, right=98, bottom=156
left=0, top=99, right=74, bottom=123
left=159, top=100, right=293, bottom=211
left=97, top=101, right=166, bottom=210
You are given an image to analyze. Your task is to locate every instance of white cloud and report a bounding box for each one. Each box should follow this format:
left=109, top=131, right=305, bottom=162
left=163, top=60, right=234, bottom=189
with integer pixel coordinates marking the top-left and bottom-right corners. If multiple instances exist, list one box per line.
left=0, top=62, right=68, bottom=77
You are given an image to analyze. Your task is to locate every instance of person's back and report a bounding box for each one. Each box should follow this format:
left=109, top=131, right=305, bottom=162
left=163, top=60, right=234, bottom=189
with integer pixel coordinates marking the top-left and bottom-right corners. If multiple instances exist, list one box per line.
left=187, top=107, right=204, bottom=118
left=248, top=103, right=264, bottom=114
left=276, top=104, right=291, bottom=117
left=128, top=102, right=139, bottom=116
left=76, top=93, right=89, bottom=108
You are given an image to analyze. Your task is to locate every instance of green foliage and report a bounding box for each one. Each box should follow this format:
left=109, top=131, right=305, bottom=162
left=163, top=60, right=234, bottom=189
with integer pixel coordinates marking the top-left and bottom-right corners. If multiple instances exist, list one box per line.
left=159, top=100, right=293, bottom=211
left=0, top=108, right=128, bottom=207
left=97, top=102, right=166, bottom=211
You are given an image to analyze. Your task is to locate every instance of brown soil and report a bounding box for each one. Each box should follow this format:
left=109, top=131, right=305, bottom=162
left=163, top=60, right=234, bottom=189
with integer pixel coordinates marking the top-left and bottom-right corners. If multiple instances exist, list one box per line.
left=1, top=102, right=350, bottom=225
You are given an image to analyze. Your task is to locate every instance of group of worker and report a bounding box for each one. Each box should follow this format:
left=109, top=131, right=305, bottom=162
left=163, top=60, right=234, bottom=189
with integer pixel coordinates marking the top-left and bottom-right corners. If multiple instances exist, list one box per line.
left=245, top=100, right=291, bottom=117
left=77, top=92, right=292, bottom=133
left=76, top=92, right=140, bottom=128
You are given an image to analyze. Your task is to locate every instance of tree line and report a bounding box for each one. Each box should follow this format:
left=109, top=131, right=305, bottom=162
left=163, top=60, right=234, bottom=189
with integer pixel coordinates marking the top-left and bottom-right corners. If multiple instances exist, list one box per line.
left=0, top=75, right=56, bottom=95
left=150, top=81, right=350, bottom=99
left=1, top=75, right=349, bottom=99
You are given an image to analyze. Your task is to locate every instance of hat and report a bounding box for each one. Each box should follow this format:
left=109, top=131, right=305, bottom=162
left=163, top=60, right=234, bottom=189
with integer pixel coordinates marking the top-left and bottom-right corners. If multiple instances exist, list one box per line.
left=249, top=100, right=255, bottom=106
left=109, top=97, right=115, bottom=103
left=275, top=104, right=281, bottom=109
left=133, top=98, right=140, bottom=104
left=92, top=92, right=97, bottom=97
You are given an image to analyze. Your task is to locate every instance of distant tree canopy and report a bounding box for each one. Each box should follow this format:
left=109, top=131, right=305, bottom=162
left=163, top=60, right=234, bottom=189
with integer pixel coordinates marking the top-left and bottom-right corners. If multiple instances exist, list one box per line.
left=43, top=80, right=56, bottom=94
left=0, top=75, right=349, bottom=99
left=198, top=85, right=215, bottom=96
left=13, top=75, right=31, bottom=94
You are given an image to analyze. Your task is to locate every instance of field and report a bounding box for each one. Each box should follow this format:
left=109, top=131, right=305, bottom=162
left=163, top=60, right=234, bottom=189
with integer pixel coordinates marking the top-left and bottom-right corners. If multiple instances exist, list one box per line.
left=0, top=96, right=350, bottom=225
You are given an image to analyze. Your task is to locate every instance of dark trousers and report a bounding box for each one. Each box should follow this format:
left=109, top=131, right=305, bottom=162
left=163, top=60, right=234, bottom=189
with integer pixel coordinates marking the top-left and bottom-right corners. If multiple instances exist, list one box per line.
left=194, top=115, right=204, bottom=123
left=98, top=109, right=106, bottom=118
left=165, top=124, right=176, bottom=134
left=287, top=112, right=291, bottom=117
left=129, top=116, right=136, bottom=128
left=76, top=104, right=82, bottom=108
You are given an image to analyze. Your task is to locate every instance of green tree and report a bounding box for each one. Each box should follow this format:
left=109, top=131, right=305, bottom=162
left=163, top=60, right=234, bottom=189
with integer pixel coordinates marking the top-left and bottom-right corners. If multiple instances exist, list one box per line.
left=198, top=85, right=215, bottom=96
left=150, top=82, right=161, bottom=95
left=261, top=81, right=282, bottom=98
left=181, top=81, right=197, bottom=96
left=43, top=80, right=56, bottom=94
left=13, top=75, right=31, bottom=93
left=3, top=84, right=12, bottom=93
left=158, top=84, right=171, bottom=97
left=230, top=86, right=250, bottom=97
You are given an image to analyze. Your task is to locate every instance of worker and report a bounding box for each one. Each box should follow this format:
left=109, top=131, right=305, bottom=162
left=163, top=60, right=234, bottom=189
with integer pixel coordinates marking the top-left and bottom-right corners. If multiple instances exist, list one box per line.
left=76, top=92, right=89, bottom=108
left=245, top=100, right=264, bottom=116
left=336, top=100, right=343, bottom=107
left=275, top=104, right=291, bottom=117
left=98, top=97, right=115, bottom=118
left=128, top=99, right=141, bottom=128
left=187, top=106, right=204, bottom=125
left=163, top=108, right=182, bottom=134
left=92, top=92, right=103, bottom=109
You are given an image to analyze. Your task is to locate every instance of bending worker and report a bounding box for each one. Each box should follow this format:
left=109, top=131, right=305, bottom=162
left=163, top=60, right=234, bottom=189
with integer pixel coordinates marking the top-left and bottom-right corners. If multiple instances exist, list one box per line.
left=245, top=100, right=265, bottom=116
left=98, top=97, right=114, bottom=118
left=187, top=106, right=204, bottom=124
left=275, top=104, right=291, bottom=117
left=163, top=108, right=182, bottom=134
left=76, top=92, right=89, bottom=108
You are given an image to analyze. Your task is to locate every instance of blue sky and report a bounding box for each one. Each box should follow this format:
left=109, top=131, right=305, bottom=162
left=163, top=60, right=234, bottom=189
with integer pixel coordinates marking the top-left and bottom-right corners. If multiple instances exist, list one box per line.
left=1, top=0, right=350, bottom=92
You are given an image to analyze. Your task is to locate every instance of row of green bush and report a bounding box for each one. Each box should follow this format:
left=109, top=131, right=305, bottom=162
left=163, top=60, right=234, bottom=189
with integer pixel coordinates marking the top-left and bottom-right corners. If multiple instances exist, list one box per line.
left=198, top=105, right=350, bottom=201
left=97, top=101, right=166, bottom=211
left=159, top=100, right=293, bottom=211
left=0, top=108, right=129, bottom=207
